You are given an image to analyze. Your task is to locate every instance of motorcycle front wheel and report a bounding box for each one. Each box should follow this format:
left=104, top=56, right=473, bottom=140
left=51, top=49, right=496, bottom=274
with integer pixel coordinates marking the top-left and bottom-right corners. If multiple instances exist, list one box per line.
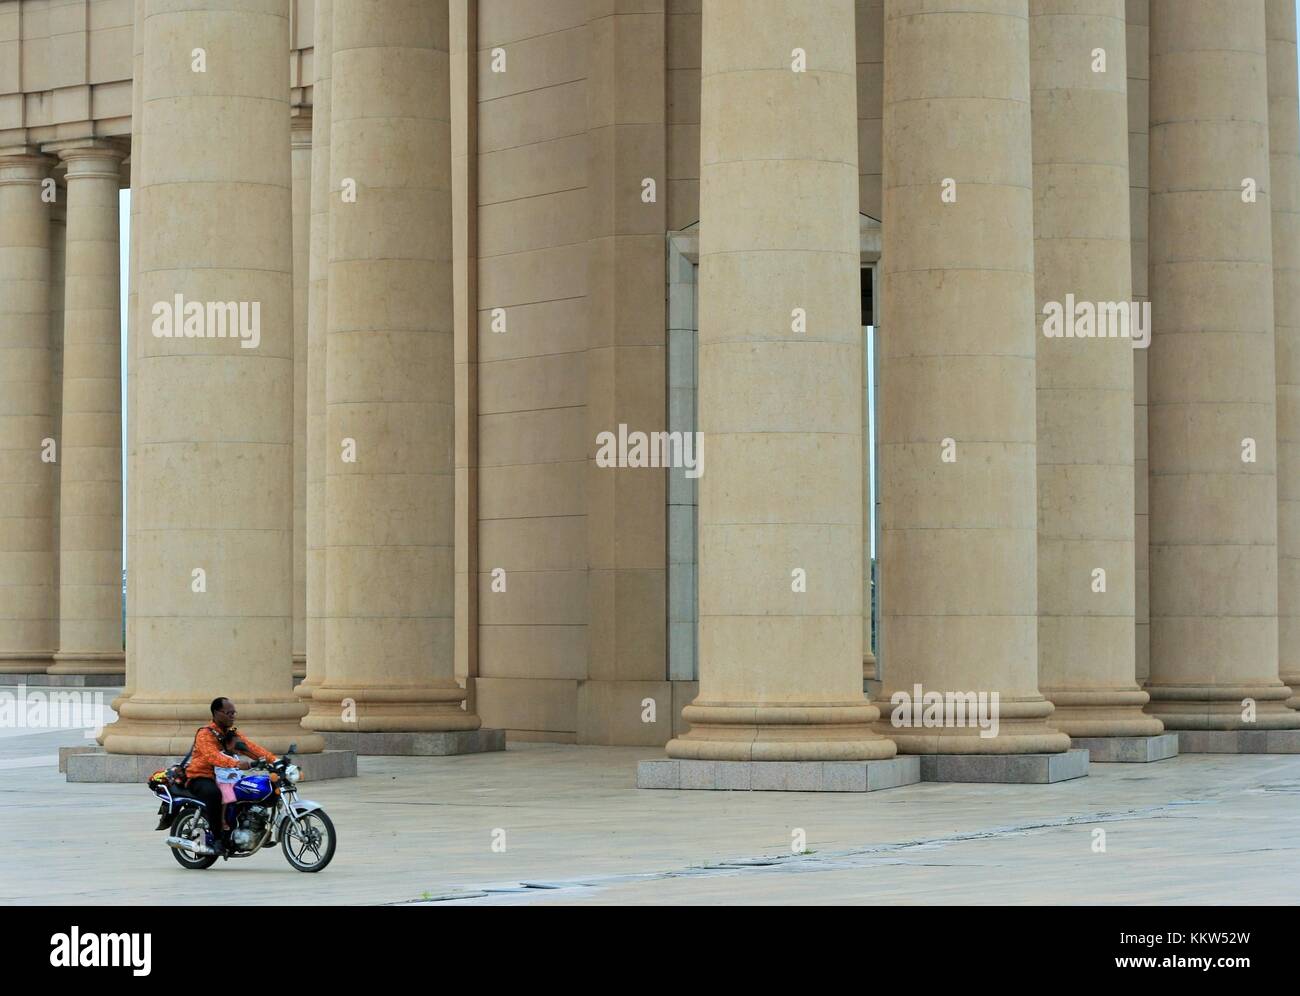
left=170, top=810, right=219, bottom=870
left=281, top=810, right=336, bottom=872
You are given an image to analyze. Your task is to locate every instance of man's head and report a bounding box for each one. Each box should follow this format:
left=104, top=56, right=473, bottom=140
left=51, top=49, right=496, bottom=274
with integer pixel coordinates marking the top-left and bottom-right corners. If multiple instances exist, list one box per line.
left=210, top=697, right=237, bottom=730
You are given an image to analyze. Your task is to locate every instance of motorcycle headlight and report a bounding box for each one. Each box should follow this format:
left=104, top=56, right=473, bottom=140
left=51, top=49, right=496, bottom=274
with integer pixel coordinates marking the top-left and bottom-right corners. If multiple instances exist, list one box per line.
left=285, top=763, right=301, bottom=784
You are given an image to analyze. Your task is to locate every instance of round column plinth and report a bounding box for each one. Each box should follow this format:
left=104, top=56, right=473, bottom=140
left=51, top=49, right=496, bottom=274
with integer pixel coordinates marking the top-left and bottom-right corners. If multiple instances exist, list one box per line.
left=667, top=701, right=894, bottom=762
left=306, top=683, right=478, bottom=733
left=1145, top=683, right=1300, bottom=730
left=1040, top=687, right=1165, bottom=738
left=47, top=651, right=125, bottom=675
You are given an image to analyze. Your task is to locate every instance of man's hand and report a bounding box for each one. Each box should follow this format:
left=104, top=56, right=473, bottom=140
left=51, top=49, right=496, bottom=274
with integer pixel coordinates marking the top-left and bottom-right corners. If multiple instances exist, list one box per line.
left=238, top=759, right=253, bottom=771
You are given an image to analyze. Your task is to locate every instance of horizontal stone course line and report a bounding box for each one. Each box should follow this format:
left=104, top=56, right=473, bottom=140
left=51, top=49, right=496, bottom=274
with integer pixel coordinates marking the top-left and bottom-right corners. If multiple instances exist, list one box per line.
left=704, top=156, right=858, bottom=170
left=884, top=264, right=1035, bottom=277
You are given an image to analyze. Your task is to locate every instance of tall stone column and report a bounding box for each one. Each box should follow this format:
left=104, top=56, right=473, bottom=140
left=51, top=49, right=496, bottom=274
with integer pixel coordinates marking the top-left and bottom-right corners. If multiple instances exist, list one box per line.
left=665, top=0, right=894, bottom=762
left=47, top=142, right=126, bottom=674
left=307, top=0, right=482, bottom=737
left=291, top=116, right=311, bottom=680
left=299, top=0, right=331, bottom=702
left=1145, top=0, right=1300, bottom=732
left=1128, top=0, right=1151, bottom=686
left=1267, top=0, right=1300, bottom=711
left=1030, top=1, right=1161, bottom=737
left=102, top=2, right=146, bottom=742
left=0, top=151, right=56, bottom=675
left=104, top=0, right=320, bottom=755
left=49, top=187, right=66, bottom=647
left=877, top=1, right=1069, bottom=754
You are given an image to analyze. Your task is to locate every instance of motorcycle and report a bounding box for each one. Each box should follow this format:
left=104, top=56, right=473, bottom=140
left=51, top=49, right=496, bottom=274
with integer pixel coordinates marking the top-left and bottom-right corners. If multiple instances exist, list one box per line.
left=147, top=742, right=337, bottom=872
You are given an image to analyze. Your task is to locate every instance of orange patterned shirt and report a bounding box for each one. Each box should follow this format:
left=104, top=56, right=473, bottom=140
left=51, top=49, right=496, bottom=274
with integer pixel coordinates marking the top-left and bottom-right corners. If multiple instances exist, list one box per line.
left=184, top=722, right=276, bottom=781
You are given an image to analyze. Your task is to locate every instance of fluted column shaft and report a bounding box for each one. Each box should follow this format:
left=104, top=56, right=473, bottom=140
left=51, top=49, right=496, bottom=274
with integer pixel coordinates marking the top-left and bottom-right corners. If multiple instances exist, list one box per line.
left=666, top=0, right=893, bottom=762
left=877, top=0, right=1068, bottom=753
left=106, top=0, right=320, bottom=755
left=1145, top=0, right=1299, bottom=730
left=1266, top=0, right=1300, bottom=710
left=308, top=0, right=478, bottom=733
left=299, top=0, right=331, bottom=702
left=1030, top=1, right=1161, bottom=736
left=0, top=152, right=56, bottom=674
left=48, top=143, right=126, bottom=674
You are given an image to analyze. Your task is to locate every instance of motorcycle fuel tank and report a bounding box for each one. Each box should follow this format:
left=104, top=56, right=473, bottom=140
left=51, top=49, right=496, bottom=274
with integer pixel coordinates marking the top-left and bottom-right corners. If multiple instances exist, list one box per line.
left=233, top=774, right=273, bottom=802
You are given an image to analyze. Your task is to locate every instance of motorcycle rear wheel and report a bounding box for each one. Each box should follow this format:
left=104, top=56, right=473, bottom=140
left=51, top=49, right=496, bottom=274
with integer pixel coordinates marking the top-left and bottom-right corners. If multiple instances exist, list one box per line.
left=170, top=810, right=219, bottom=870
left=281, top=810, right=336, bottom=872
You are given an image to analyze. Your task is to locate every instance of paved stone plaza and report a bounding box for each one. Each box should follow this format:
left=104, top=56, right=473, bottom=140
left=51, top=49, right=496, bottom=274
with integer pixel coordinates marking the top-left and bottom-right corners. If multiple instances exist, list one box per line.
left=2, top=689, right=1297, bottom=906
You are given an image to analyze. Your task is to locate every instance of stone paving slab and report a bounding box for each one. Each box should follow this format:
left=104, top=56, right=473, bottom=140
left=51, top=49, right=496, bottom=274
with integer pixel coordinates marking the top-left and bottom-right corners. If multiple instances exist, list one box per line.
left=636, top=756, right=921, bottom=792
left=917, top=748, right=1089, bottom=783
left=321, top=729, right=505, bottom=756
left=1176, top=729, right=1300, bottom=753
left=1072, top=734, right=1179, bottom=763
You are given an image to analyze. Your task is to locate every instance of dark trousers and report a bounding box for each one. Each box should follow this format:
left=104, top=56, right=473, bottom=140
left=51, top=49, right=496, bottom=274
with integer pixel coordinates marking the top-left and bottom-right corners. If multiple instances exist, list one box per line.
left=186, top=778, right=225, bottom=839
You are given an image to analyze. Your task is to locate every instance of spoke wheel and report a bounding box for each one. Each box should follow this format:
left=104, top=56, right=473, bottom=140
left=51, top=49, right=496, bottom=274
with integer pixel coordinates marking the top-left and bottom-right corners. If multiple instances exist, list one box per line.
left=170, top=810, right=218, bottom=870
left=281, top=810, right=336, bottom=873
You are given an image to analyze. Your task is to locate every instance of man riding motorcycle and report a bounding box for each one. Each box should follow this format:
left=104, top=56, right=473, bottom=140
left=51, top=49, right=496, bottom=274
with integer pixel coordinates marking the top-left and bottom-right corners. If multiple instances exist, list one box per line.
left=185, top=697, right=278, bottom=855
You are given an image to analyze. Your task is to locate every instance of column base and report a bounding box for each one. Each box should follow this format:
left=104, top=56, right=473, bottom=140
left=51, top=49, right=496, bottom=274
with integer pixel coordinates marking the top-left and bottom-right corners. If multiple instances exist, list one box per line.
left=875, top=693, right=1072, bottom=754
left=47, top=651, right=126, bottom=675
left=1042, top=687, right=1165, bottom=738
left=637, top=755, right=920, bottom=792
left=1, top=672, right=123, bottom=687
left=319, top=728, right=504, bottom=756
left=305, top=683, right=480, bottom=733
left=666, top=700, right=897, bottom=761
left=1175, top=729, right=1300, bottom=753
left=0, top=653, right=54, bottom=674
left=1144, top=682, right=1300, bottom=730
left=292, top=653, right=305, bottom=679
left=104, top=694, right=324, bottom=755
left=64, top=746, right=356, bottom=782
left=1072, top=733, right=1179, bottom=763
left=917, top=748, right=1089, bottom=783
left=1282, top=673, right=1300, bottom=711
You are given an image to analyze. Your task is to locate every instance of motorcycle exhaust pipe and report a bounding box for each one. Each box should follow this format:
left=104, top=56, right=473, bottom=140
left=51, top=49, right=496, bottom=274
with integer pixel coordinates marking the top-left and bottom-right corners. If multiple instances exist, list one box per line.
left=165, top=835, right=215, bottom=857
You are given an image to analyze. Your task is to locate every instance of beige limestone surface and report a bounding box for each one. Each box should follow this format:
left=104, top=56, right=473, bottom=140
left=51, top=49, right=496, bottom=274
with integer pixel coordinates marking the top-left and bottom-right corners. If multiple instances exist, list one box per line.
left=666, top=0, right=891, bottom=762
left=1145, top=0, right=1300, bottom=731
left=308, top=0, right=476, bottom=735
left=1127, top=0, right=1151, bottom=684
left=1267, top=0, right=1300, bottom=711
left=299, top=0, right=331, bottom=705
left=290, top=116, right=311, bottom=679
left=0, top=151, right=55, bottom=674
left=108, top=0, right=314, bottom=755
left=878, top=0, right=1067, bottom=753
left=48, top=142, right=124, bottom=675
left=472, top=0, right=594, bottom=741
left=1030, top=0, right=1159, bottom=738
